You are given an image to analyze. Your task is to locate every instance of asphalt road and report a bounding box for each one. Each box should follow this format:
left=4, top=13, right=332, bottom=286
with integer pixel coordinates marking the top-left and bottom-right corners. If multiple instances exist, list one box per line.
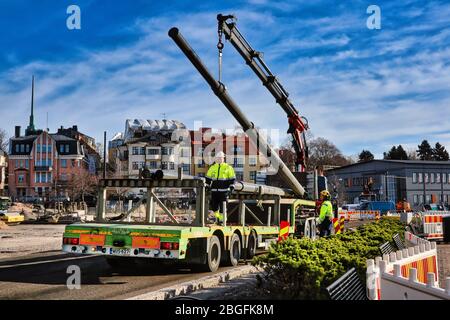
left=0, top=251, right=237, bottom=300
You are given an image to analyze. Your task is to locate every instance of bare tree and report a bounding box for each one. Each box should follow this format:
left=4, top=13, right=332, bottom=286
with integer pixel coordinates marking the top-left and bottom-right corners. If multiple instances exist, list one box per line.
left=70, top=169, right=99, bottom=203
left=307, top=137, right=352, bottom=170
left=0, top=128, right=10, bottom=152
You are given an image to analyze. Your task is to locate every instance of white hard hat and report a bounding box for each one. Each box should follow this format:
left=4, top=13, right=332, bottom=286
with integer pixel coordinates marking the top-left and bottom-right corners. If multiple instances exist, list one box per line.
left=216, top=151, right=226, bottom=158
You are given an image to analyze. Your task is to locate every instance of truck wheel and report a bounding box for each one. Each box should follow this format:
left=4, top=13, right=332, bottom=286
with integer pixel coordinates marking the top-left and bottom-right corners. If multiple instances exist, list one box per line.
left=246, top=231, right=257, bottom=259
left=202, top=235, right=221, bottom=272
left=224, top=233, right=241, bottom=266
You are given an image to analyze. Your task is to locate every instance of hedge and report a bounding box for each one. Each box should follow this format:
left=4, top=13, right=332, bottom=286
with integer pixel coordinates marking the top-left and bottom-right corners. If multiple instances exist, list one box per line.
left=252, top=217, right=406, bottom=300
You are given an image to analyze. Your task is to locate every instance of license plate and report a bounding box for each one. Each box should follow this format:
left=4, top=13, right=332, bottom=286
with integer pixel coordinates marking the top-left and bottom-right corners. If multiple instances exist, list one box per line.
left=110, top=248, right=130, bottom=256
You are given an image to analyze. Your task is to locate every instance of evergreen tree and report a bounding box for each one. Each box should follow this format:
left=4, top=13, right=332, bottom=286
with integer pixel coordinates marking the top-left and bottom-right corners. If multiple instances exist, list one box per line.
left=358, top=150, right=374, bottom=162
left=396, top=145, right=408, bottom=160
left=433, top=142, right=449, bottom=161
left=417, top=140, right=433, bottom=160
left=384, top=145, right=408, bottom=160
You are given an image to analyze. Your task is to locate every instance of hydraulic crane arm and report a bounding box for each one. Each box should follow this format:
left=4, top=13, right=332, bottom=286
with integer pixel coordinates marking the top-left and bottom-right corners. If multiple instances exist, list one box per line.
left=168, top=27, right=306, bottom=197
left=217, top=14, right=309, bottom=172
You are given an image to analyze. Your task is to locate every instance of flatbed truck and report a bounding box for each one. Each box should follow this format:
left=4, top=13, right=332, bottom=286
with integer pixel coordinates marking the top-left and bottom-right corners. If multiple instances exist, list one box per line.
left=62, top=14, right=324, bottom=272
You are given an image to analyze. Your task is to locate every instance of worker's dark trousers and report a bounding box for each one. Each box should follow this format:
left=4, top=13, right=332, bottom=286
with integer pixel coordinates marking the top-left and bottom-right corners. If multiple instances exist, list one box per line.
left=319, top=219, right=333, bottom=237
left=210, top=192, right=228, bottom=213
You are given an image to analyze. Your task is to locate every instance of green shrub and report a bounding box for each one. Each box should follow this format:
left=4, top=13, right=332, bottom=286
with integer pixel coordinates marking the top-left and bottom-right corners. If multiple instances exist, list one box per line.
left=252, top=217, right=405, bottom=299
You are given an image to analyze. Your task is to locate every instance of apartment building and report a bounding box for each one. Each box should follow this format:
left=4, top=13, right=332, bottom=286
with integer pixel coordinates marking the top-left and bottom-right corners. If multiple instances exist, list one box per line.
left=108, top=119, right=191, bottom=179
left=8, top=126, right=93, bottom=200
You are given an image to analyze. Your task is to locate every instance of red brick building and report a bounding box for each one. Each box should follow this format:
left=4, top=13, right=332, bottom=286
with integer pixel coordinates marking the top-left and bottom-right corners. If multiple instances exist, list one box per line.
left=7, top=77, right=99, bottom=201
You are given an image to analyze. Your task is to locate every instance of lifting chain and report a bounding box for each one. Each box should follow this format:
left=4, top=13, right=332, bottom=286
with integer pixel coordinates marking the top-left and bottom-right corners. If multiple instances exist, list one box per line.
left=217, top=22, right=225, bottom=83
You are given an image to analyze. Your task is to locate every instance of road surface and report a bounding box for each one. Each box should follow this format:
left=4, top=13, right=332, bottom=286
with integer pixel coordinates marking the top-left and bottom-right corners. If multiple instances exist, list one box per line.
left=0, top=250, right=237, bottom=300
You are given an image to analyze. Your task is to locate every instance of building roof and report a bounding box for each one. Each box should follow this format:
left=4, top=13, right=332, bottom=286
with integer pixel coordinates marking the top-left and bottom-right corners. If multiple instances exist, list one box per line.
left=326, top=159, right=450, bottom=172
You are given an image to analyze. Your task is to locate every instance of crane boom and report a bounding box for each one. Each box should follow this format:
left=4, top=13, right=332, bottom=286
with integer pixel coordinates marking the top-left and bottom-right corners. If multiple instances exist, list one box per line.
left=217, top=14, right=309, bottom=172
left=168, top=27, right=306, bottom=197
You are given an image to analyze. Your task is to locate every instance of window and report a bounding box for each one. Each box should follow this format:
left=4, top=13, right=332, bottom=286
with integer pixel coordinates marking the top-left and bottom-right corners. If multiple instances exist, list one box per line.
left=448, top=173, right=450, bottom=184
left=15, top=160, right=19, bottom=168
left=37, top=144, right=41, bottom=152
left=47, top=145, right=52, bottom=153
left=42, top=145, right=47, bottom=153
left=15, top=144, right=19, bottom=153
left=249, top=171, right=256, bottom=182
left=169, top=162, right=175, bottom=170
left=41, top=173, right=47, bottom=183
left=424, top=173, right=429, bottom=184
left=236, top=173, right=244, bottom=181
left=132, top=162, right=139, bottom=170
left=412, top=172, right=417, bottom=183
left=61, top=159, right=67, bottom=168
left=182, top=163, right=190, bottom=173
left=25, top=159, right=29, bottom=168
left=147, top=148, right=159, bottom=155
left=444, top=173, right=448, bottom=184
left=413, top=194, right=418, bottom=205
left=425, top=194, right=431, bottom=204
left=65, top=145, right=69, bottom=153
left=20, top=144, right=25, bottom=152
left=48, top=173, right=52, bottom=183
left=161, top=162, right=168, bottom=170
left=148, top=161, right=158, bottom=169
left=419, top=194, right=424, bottom=204
left=249, top=157, right=257, bottom=167
left=418, top=173, right=423, bottom=183
left=436, top=173, right=441, bottom=184
left=26, top=145, right=30, bottom=153
left=35, top=173, right=40, bottom=183
left=18, top=174, right=25, bottom=183
left=197, top=160, right=205, bottom=168
left=60, top=145, right=64, bottom=153
left=430, top=173, right=435, bottom=184
left=162, top=147, right=174, bottom=156
left=140, top=147, right=146, bottom=155
left=233, top=157, right=244, bottom=168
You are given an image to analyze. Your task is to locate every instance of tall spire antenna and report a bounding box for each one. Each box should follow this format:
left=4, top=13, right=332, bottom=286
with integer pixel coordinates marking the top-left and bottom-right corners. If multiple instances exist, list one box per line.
left=26, top=75, right=36, bottom=135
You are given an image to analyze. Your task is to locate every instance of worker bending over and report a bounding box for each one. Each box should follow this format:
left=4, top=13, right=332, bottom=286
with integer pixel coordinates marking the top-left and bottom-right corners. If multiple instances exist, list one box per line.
left=318, top=190, right=333, bottom=237
left=206, top=151, right=236, bottom=224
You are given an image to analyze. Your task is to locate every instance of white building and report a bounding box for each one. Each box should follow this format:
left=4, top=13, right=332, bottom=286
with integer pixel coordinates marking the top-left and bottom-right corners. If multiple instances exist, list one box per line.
left=109, top=119, right=191, bottom=182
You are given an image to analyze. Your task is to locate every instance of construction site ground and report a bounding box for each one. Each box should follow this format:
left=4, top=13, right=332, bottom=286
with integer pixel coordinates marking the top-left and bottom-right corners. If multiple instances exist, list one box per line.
left=0, top=221, right=448, bottom=299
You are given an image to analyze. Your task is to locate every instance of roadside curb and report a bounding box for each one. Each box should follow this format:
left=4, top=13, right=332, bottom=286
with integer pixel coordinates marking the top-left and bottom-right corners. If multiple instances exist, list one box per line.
left=127, top=264, right=259, bottom=300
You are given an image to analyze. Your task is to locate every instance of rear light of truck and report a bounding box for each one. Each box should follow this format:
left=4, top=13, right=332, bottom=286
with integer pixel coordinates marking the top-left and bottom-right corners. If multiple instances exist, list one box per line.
left=63, top=237, right=79, bottom=245
left=160, top=242, right=179, bottom=250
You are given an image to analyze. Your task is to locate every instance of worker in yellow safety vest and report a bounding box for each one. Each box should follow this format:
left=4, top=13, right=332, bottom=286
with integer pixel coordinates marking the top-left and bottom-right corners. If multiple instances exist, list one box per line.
left=318, top=190, right=334, bottom=237
left=206, top=151, right=236, bottom=224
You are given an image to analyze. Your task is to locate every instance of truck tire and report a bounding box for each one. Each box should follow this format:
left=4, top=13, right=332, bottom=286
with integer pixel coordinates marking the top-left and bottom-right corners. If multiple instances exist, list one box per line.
left=200, top=235, right=221, bottom=272
left=224, top=233, right=241, bottom=266
left=246, top=231, right=257, bottom=259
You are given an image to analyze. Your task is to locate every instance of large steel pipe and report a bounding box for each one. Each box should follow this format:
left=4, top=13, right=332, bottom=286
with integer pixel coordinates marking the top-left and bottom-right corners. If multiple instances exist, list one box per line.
left=233, top=181, right=294, bottom=197
left=168, top=28, right=305, bottom=197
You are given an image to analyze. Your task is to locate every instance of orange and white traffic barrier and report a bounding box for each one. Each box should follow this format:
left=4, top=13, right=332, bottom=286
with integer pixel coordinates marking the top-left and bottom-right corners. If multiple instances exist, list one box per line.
left=366, top=233, right=444, bottom=300
left=344, top=210, right=380, bottom=221
left=422, top=214, right=446, bottom=240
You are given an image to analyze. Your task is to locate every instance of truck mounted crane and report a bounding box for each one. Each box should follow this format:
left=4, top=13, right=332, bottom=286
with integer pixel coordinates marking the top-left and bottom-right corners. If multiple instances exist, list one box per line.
left=216, top=14, right=309, bottom=173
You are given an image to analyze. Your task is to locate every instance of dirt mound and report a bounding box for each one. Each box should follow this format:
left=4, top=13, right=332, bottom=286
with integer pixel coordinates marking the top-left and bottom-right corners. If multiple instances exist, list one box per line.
left=0, top=220, right=9, bottom=229
left=9, top=202, right=33, bottom=214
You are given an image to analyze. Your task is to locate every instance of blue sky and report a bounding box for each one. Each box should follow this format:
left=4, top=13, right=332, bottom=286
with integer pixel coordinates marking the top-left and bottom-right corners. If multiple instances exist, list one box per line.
left=0, top=0, right=449, bottom=158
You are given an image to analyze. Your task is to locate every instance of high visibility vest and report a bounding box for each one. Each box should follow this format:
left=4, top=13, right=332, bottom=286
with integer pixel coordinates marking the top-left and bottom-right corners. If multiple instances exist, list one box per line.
left=319, top=200, right=333, bottom=223
left=206, top=163, right=236, bottom=192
